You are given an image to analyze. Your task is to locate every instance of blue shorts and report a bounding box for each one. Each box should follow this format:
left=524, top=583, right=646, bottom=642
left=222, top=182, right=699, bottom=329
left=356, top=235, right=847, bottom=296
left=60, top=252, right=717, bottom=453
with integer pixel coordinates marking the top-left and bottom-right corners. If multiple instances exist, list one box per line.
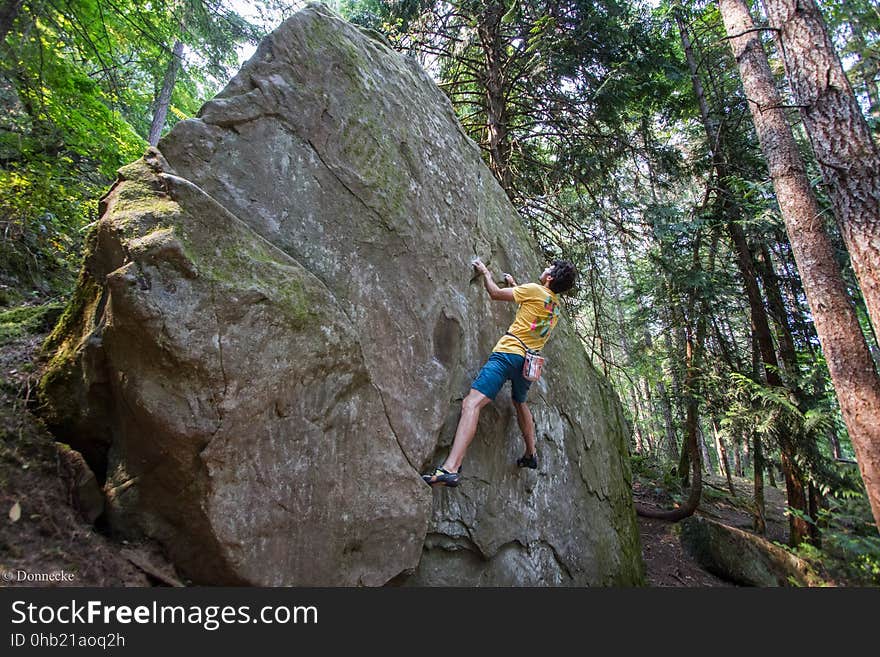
left=471, top=352, right=532, bottom=403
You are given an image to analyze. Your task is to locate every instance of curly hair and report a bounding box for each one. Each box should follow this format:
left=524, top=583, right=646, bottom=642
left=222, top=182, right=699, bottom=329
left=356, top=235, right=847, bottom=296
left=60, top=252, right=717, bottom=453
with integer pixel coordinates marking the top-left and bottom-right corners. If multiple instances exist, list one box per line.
left=548, top=260, right=577, bottom=294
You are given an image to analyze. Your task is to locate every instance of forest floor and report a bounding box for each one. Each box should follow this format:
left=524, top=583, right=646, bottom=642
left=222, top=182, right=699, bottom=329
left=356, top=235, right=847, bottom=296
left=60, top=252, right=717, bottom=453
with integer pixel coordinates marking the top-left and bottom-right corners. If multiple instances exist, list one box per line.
left=1, top=308, right=792, bottom=588
left=0, top=312, right=173, bottom=587
left=633, top=472, right=790, bottom=587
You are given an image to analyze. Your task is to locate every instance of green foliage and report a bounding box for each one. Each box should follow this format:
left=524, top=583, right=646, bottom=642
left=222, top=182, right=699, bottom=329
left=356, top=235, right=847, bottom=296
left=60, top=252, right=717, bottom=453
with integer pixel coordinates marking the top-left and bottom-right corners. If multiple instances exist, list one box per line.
left=793, top=467, right=880, bottom=586
left=631, top=453, right=682, bottom=494
left=0, top=301, right=65, bottom=344
left=1, top=0, right=256, bottom=302
left=719, top=367, right=850, bottom=490
left=336, top=0, right=429, bottom=32
left=821, top=0, right=879, bottom=129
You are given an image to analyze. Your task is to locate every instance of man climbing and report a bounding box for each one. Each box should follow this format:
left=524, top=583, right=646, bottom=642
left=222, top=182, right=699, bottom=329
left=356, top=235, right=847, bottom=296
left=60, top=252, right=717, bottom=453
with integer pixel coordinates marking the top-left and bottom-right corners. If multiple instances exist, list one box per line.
left=422, top=257, right=577, bottom=487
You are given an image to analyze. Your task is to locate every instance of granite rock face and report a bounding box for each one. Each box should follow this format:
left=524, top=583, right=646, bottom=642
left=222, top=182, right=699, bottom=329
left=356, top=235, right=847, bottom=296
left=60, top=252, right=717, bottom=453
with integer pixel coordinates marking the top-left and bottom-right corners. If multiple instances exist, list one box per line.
left=39, top=3, right=644, bottom=586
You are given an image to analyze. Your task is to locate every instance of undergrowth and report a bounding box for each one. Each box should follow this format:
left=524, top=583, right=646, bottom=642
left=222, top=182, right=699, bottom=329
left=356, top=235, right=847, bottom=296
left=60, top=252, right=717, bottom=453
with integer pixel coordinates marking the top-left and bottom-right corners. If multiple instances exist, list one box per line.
left=632, top=454, right=880, bottom=586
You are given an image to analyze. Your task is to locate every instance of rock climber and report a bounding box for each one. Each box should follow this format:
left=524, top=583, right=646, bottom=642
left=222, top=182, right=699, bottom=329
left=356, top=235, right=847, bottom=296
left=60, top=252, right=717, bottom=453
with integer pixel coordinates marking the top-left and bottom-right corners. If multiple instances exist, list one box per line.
left=422, top=257, right=577, bottom=487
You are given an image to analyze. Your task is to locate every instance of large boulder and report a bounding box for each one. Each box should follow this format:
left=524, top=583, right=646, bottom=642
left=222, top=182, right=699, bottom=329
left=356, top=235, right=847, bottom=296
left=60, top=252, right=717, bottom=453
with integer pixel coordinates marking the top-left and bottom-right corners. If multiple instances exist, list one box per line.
left=38, top=3, right=643, bottom=586
left=678, top=516, right=817, bottom=586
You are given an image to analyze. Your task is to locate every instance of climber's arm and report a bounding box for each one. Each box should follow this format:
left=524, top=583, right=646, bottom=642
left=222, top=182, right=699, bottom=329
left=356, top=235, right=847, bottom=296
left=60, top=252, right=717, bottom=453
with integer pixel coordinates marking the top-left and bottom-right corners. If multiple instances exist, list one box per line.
left=472, top=259, right=516, bottom=302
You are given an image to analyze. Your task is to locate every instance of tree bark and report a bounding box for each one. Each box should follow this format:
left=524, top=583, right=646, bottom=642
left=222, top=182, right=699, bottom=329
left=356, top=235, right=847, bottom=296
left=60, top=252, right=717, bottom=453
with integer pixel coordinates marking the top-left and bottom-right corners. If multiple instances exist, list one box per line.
left=762, top=0, right=880, bottom=339
left=720, top=0, right=880, bottom=534
left=148, top=39, right=185, bottom=147
left=678, top=4, right=811, bottom=543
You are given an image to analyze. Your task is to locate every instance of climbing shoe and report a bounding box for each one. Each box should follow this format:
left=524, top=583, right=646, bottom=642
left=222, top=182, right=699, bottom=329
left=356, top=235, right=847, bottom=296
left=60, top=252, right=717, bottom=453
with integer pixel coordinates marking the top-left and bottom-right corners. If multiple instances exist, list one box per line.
left=422, top=466, right=461, bottom=487
left=517, top=452, right=538, bottom=469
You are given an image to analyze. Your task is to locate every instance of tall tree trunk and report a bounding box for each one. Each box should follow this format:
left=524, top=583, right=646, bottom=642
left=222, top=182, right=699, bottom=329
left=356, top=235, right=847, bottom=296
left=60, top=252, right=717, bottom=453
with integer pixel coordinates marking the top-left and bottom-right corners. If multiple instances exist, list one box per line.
left=605, top=216, right=653, bottom=455
left=664, top=304, right=686, bottom=445
left=477, top=2, right=512, bottom=195
left=678, top=430, right=690, bottom=487
left=725, top=224, right=812, bottom=544
left=711, top=419, right=725, bottom=477
left=0, top=0, right=22, bottom=43
left=762, top=0, right=880, bottom=338
left=713, top=419, right=735, bottom=495
left=733, top=433, right=743, bottom=477
left=767, top=458, right=777, bottom=488
left=756, top=244, right=799, bottom=380
left=626, top=248, right=679, bottom=462
left=828, top=430, right=842, bottom=461
left=755, top=244, right=824, bottom=534
left=678, top=4, right=811, bottom=543
left=658, top=380, right=678, bottom=461
left=637, top=232, right=714, bottom=521
left=720, top=0, right=880, bottom=534
left=773, top=232, right=820, bottom=358
left=645, top=320, right=678, bottom=462
left=670, top=301, right=692, bottom=486
left=753, top=432, right=767, bottom=534
left=638, top=306, right=707, bottom=520
left=726, top=174, right=810, bottom=545
left=631, top=389, right=647, bottom=455
left=808, top=482, right=822, bottom=545
left=148, top=39, right=185, bottom=146
left=699, top=423, right=713, bottom=474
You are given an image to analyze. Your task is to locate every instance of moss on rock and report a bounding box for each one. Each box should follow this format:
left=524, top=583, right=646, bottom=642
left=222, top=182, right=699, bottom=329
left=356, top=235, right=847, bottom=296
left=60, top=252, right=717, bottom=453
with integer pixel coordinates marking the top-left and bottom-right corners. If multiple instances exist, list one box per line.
left=0, top=301, right=65, bottom=344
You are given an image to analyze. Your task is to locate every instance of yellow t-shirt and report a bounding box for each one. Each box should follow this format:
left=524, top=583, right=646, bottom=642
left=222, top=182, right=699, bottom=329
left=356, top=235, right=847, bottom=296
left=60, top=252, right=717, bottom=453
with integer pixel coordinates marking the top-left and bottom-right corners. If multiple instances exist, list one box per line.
left=493, top=283, right=561, bottom=356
